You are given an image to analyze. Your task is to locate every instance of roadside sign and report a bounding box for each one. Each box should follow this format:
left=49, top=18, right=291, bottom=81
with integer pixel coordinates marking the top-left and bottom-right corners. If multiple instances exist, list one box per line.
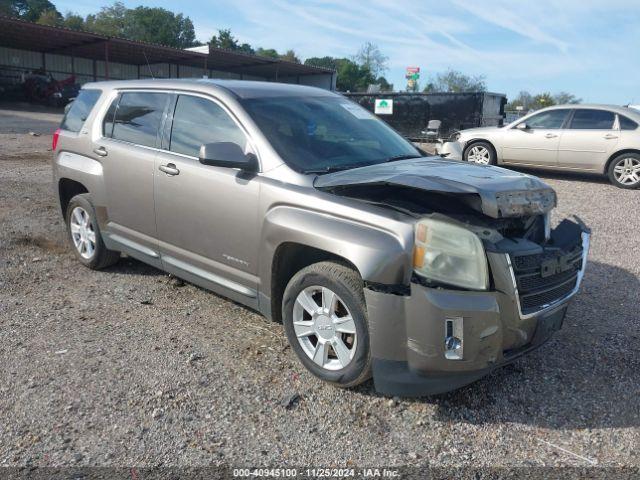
left=406, top=67, right=420, bottom=80
left=375, top=98, right=393, bottom=115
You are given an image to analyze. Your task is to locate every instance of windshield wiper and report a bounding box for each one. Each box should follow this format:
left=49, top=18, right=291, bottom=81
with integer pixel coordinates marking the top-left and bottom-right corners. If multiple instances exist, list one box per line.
left=304, top=163, right=370, bottom=174
left=305, top=154, right=422, bottom=174
left=383, top=154, right=423, bottom=163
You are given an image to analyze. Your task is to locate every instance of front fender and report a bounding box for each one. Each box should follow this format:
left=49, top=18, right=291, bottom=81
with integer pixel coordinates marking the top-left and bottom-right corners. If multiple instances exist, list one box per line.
left=260, top=205, right=413, bottom=293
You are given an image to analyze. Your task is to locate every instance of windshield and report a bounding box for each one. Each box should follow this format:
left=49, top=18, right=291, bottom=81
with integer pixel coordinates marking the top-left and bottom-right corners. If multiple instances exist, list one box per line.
left=240, top=95, right=421, bottom=173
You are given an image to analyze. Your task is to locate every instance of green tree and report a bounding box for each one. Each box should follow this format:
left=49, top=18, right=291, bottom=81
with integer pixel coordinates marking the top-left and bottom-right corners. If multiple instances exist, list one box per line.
left=0, top=0, right=25, bottom=17
left=63, top=11, right=85, bottom=31
left=123, top=6, right=197, bottom=48
left=335, top=58, right=375, bottom=92
left=304, top=56, right=339, bottom=70
left=507, top=90, right=581, bottom=111
left=506, top=90, right=534, bottom=110
left=256, top=47, right=280, bottom=59
left=375, top=76, right=393, bottom=92
left=2, top=0, right=58, bottom=21
left=82, top=2, right=197, bottom=47
left=305, top=56, right=379, bottom=91
left=279, top=49, right=301, bottom=64
left=210, top=29, right=254, bottom=54
left=552, top=91, right=581, bottom=105
left=36, top=8, right=62, bottom=26
left=533, top=92, right=555, bottom=109
left=84, top=2, right=127, bottom=37
left=423, top=69, right=487, bottom=93
left=354, top=42, right=388, bottom=78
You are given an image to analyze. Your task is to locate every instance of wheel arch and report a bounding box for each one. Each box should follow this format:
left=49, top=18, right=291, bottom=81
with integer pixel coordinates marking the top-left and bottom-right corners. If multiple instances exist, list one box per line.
left=58, top=178, right=89, bottom=217
left=270, top=243, right=359, bottom=323
left=463, top=139, right=498, bottom=162
left=604, top=149, right=640, bottom=174
left=260, top=206, right=412, bottom=322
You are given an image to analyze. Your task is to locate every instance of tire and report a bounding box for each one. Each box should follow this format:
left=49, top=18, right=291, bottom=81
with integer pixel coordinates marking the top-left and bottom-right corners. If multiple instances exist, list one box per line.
left=464, top=141, right=496, bottom=165
left=607, top=153, right=640, bottom=189
left=65, top=193, right=120, bottom=269
left=282, top=261, right=372, bottom=388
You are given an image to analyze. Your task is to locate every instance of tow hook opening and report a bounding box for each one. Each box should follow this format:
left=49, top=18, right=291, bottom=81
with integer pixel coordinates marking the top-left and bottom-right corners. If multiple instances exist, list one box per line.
left=444, top=317, right=464, bottom=360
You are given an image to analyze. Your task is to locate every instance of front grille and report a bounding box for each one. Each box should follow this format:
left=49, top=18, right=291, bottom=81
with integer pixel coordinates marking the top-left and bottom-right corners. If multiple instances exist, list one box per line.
left=510, top=242, right=583, bottom=315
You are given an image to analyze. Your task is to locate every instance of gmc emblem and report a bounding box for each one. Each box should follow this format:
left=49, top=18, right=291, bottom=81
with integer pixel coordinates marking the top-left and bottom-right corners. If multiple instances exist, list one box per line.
left=540, top=254, right=574, bottom=278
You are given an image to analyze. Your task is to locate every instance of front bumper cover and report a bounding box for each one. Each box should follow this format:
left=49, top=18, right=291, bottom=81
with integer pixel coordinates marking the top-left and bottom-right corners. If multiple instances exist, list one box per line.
left=365, top=227, right=590, bottom=397
left=439, top=141, right=463, bottom=161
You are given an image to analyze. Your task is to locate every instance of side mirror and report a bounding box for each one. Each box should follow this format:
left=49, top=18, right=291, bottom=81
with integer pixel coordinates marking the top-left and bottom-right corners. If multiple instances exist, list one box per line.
left=515, top=122, right=529, bottom=130
left=199, top=142, right=257, bottom=171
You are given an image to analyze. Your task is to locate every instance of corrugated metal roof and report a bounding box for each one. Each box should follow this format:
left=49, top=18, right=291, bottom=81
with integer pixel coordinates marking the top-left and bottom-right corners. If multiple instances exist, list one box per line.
left=0, top=15, right=334, bottom=78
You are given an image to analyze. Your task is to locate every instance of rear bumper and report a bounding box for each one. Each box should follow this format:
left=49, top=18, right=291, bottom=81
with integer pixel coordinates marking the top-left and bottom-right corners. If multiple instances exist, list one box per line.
left=365, top=229, right=589, bottom=397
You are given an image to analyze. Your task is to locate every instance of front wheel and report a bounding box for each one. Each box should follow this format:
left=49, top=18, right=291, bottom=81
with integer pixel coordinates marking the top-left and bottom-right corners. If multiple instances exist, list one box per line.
left=607, top=153, right=640, bottom=189
left=282, top=261, right=371, bottom=388
left=464, top=141, right=496, bottom=165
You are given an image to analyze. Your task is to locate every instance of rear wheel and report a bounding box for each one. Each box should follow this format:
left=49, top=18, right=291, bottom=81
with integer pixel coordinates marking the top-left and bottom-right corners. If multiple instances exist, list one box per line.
left=65, top=194, right=120, bottom=269
left=464, top=141, right=496, bottom=165
left=607, top=153, right=640, bottom=189
left=282, top=261, right=371, bottom=388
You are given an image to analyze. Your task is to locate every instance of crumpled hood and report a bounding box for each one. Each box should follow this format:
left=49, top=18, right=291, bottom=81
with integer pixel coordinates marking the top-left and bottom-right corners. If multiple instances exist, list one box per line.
left=314, top=157, right=556, bottom=219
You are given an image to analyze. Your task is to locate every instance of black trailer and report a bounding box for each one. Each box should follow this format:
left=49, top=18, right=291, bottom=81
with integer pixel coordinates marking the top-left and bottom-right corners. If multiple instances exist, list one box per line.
left=343, top=91, right=507, bottom=141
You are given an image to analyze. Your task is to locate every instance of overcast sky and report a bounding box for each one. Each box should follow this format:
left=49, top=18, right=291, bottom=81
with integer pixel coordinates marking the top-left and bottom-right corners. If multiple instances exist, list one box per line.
left=54, top=0, right=640, bottom=104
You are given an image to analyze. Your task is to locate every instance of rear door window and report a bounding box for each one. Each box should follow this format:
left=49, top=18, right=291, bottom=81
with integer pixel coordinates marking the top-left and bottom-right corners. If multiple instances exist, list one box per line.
left=60, top=89, right=101, bottom=132
left=521, top=109, right=569, bottom=129
left=569, top=109, right=615, bottom=129
left=169, top=95, right=247, bottom=157
left=112, top=92, right=168, bottom=148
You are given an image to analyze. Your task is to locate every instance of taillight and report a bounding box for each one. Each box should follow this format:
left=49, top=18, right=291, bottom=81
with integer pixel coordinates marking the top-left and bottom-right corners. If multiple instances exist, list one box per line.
left=52, top=128, right=61, bottom=151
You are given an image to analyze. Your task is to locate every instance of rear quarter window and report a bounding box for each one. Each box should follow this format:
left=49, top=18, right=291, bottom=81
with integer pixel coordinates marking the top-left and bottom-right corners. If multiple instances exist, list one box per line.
left=60, top=89, right=102, bottom=132
left=111, top=92, right=167, bottom=148
left=619, top=115, right=639, bottom=131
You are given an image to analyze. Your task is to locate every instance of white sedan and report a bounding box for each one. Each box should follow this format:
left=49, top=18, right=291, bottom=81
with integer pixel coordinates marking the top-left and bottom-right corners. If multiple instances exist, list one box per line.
left=441, top=104, right=640, bottom=189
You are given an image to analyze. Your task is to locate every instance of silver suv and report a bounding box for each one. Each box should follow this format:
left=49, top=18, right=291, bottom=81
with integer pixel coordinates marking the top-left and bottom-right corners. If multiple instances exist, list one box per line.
left=53, top=80, right=590, bottom=396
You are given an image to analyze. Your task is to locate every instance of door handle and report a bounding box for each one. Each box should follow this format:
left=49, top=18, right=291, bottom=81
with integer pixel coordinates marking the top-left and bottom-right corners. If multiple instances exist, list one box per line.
left=93, top=146, right=108, bottom=157
left=604, top=134, right=618, bottom=140
left=544, top=133, right=558, bottom=139
left=159, top=163, right=180, bottom=176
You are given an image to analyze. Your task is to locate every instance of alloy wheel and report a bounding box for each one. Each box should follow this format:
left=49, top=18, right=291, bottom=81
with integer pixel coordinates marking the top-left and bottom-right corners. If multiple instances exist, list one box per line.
left=612, top=157, right=640, bottom=186
left=292, top=285, right=357, bottom=371
left=69, top=206, right=96, bottom=259
left=467, top=145, right=491, bottom=164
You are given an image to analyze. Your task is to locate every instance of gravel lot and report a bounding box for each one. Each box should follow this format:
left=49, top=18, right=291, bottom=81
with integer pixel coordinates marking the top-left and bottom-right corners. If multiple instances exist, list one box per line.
left=0, top=104, right=638, bottom=472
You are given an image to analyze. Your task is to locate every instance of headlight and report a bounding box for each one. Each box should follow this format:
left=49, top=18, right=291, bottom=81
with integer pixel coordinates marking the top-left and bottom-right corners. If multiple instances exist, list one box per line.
left=450, top=131, right=461, bottom=142
left=413, top=218, right=489, bottom=290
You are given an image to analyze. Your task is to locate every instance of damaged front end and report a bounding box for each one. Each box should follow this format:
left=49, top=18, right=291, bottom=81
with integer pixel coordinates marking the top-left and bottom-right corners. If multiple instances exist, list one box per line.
left=314, top=157, right=557, bottom=220
left=315, top=157, right=590, bottom=396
